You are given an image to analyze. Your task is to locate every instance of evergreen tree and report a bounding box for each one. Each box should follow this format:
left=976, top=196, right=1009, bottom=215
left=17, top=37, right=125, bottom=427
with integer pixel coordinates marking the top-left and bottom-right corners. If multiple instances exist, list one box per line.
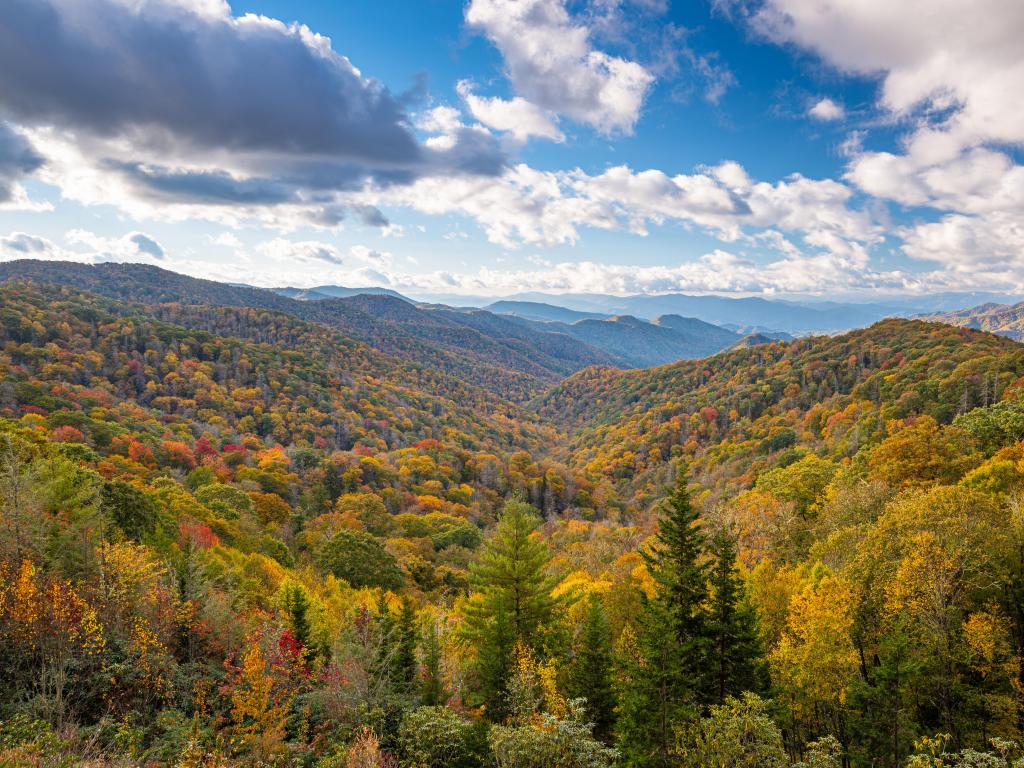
left=281, top=581, right=313, bottom=661
left=706, top=531, right=764, bottom=703
left=645, top=466, right=709, bottom=647
left=395, top=596, right=419, bottom=693
left=460, top=500, right=561, bottom=719
left=420, top=618, right=446, bottom=706
left=372, top=591, right=397, bottom=686
left=568, top=593, right=616, bottom=741
left=617, top=465, right=710, bottom=768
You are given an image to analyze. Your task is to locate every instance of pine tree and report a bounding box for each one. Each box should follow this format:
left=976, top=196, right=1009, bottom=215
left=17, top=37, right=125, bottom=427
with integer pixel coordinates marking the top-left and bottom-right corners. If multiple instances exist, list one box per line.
left=420, top=617, right=446, bottom=706
left=645, top=466, right=709, bottom=647
left=569, top=593, right=616, bottom=741
left=372, top=591, right=397, bottom=687
left=618, top=465, right=710, bottom=768
left=460, top=500, right=561, bottom=718
left=281, top=581, right=313, bottom=656
left=395, top=596, right=419, bottom=693
left=706, top=531, right=764, bottom=703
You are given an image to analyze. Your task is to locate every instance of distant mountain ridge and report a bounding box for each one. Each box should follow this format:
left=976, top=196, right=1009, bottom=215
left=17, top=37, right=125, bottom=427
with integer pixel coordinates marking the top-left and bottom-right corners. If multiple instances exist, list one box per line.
left=922, top=301, right=1024, bottom=340
left=0, top=261, right=768, bottom=378
left=0, top=260, right=608, bottom=400
left=274, top=284, right=410, bottom=301
left=456, top=290, right=1024, bottom=335
left=494, top=310, right=750, bottom=368
left=484, top=300, right=607, bottom=323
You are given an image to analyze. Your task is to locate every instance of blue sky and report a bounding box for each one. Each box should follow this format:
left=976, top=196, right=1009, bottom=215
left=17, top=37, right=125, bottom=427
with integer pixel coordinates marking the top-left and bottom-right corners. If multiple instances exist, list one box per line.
left=0, top=0, right=1021, bottom=298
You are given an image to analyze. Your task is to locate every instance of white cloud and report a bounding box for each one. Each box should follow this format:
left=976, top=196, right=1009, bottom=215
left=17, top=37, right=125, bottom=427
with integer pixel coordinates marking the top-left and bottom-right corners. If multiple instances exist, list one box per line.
left=255, top=238, right=393, bottom=270
left=457, top=81, right=564, bottom=143
left=733, top=0, right=1024, bottom=286
left=372, top=160, right=879, bottom=255
left=465, top=0, right=654, bottom=134
left=0, top=0, right=504, bottom=228
left=378, top=248, right=913, bottom=296
left=747, top=0, right=1024, bottom=148
left=847, top=144, right=1024, bottom=214
left=0, top=232, right=67, bottom=259
left=0, top=228, right=167, bottom=264
left=209, top=232, right=243, bottom=248
left=256, top=238, right=346, bottom=266
left=808, top=97, right=844, bottom=121
left=65, top=229, right=167, bottom=262
left=901, top=212, right=1024, bottom=275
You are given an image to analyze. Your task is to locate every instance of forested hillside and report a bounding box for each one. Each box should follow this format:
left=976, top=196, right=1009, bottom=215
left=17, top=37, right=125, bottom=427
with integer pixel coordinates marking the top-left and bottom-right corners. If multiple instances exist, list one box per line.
left=0, top=261, right=618, bottom=400
left=925, top=301, right=1024, bottom=340
left=3, top=273, right=1024, bottom=767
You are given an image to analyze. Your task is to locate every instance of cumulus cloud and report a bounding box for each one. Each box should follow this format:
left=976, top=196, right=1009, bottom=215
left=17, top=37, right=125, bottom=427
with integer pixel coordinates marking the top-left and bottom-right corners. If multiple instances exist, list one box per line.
left=372, top=160, right=879, bottom=256
left=0, top=228, right=167, bottom=264
left=901, top=213, right=1024, bottom=275
left=334, top=247, right=915, bottom=296
left=255, top=238, right=394, bottom=270
left=0, top=232, right=58, bottom=257
left=465, top=0, right=655, bottom=134
left=745, top=0, right=1024, bottom=148
left=64, top=229, right=168, bottom=262
left=457, top=81, right=564, bottom=143
left=808, top=98, right=844, bottom=121
left=0, top=0, right=504, bottom=225
left=257, top=238, right=346, bottom=266
left=728, top=0, right=1024, bottom=278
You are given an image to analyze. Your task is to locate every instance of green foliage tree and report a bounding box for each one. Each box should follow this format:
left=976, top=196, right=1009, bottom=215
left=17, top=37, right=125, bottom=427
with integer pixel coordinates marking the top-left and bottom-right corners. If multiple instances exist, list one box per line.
left=460, top=500, right=561, bottom=718
left=568, top=593, right=616, bottom=741
left=706, top=531, right=764, bottom=703
left=488, top=700, right=618, bottom=768
left=398, top=706, right=476, bottom=768
left=675, top=693, right=787, bottom=768
left=101, top=479, right=157, bottom=542
left=420, top=618, right=446, bottom=706
left=617, top=467, right=709, bottom=768
left=317, top=529, right=404, bottom=590
left=280, top=581, right=314, bottom=660
left=395, top=597, right=418, bottom=694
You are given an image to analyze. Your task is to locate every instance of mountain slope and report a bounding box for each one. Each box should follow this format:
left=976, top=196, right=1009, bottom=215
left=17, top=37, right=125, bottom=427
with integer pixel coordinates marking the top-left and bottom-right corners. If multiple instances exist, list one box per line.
left=485, top=300, right=608, bottom=323
left=923, top=301, right=1024, bottom=340
left=0, top=282, right=555, bottom=455
left=0, top=261, right=612, bottom=399
left=275, top=284, right=411, bottom=301
left=540, top=319, right=1024, bottom=508
left=501, top=312, right=742, bottom=367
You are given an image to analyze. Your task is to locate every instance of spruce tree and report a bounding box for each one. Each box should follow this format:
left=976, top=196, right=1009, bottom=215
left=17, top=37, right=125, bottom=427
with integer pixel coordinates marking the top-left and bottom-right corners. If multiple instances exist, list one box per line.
left=617, top=465, right=710, bottom=768
left=706, top=531, right=764, bottom=703
left=460, top=500, right=561, bottom=718
left=372, top=591, right=397, bottom=688
left=395, top=596, right=419, bottom=693
left=281, top=581, right=313, bottom=661
left=569, top=593, right=617, bottom=741
left=420, top=617, right=446, bottom=706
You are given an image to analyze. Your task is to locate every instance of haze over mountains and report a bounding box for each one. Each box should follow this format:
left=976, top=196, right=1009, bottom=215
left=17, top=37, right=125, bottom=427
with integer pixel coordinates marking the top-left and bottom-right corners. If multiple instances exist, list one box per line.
left=283, top=284, right=1024, bottom=335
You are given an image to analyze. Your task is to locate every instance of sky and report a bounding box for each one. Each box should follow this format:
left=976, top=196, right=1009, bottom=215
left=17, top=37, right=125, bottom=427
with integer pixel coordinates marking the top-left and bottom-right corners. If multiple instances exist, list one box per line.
left=0, top=0, right=1022, bottom=299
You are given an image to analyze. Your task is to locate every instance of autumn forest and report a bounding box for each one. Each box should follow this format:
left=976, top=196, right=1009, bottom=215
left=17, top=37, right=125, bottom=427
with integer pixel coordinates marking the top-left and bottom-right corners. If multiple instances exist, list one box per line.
left=4, top=264, right=1024, bottom=768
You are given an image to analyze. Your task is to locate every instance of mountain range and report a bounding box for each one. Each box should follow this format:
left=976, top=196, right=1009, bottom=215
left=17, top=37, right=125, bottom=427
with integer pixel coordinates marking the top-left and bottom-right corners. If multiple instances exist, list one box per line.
left=0, top=261, right=782, bottom=381
left=2, top=262, right=1019, bottom=384
left=922, top=300, right=1024, bottom=340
